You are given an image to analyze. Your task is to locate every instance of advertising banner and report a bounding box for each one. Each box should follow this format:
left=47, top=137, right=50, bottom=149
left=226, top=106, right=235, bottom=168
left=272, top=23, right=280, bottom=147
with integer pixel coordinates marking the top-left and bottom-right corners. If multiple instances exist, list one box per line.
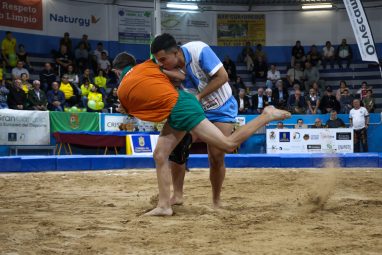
left=217, top=14, right=265, bottom=46
left=118, top=8, right=152, bottom=44
left=266, top=128, right=353, bottom=154
left=0, top=0, right=43, bottom=30
left=100, top=114, right=157, bottom=132
left=50, top=112, right=99, bottom=132
left=126, top=134, right=158, bottom=155
left=0, top=109, right=50, bottom=145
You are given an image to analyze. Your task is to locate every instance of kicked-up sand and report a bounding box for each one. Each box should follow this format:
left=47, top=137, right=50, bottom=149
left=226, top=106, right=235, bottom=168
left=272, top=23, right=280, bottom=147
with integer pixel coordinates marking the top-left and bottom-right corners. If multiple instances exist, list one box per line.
left=0, top=168, right=381, bottom=254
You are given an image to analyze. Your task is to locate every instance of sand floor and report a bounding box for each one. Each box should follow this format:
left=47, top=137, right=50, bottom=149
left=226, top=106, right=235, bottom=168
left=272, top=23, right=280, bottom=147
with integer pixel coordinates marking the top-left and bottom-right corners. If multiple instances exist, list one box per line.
left=0, top=168, right=381, bottom=255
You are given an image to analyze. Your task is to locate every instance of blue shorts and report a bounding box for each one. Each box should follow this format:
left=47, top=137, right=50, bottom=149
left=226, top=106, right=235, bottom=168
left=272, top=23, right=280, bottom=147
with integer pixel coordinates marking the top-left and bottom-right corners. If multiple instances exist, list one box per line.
left=205, top=96, right=238, bottom=123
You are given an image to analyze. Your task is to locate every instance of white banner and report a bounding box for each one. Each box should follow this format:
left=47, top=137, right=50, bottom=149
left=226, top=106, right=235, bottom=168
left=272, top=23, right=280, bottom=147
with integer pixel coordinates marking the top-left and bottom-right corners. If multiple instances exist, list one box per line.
left=101, top=114, right=157, bottom=132
left=118, top=8, right=153, bottom=44
left=45, top=0, right=109, bottom=40
left=0, top=109, right=50, bottom=145
left=343, top=0, right=379, bottom=63
left=266, top=128, right=353, bottom=154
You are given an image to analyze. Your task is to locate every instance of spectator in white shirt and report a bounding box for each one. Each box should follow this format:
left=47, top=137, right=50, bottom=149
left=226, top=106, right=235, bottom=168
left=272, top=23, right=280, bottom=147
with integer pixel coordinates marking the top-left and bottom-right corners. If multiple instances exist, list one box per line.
left=265, top=64, right=280, bottom=89
left=349, top=99, right=369, bottom=152
left=322, top=41, right=335, bottom=69
left=11, top=60, right=29, bottom=80
left=98, top=51, right=111, bottom=74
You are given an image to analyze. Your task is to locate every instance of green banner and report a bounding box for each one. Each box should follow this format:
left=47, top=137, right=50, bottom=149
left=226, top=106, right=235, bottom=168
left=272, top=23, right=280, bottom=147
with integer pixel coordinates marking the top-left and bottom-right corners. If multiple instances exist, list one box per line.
left=50, top=112, right=100, bottom=132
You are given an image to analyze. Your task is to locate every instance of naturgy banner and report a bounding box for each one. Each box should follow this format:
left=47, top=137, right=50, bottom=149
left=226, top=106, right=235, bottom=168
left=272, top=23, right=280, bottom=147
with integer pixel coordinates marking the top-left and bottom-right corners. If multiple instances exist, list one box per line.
left=50, top=112, right=100, bottom=132
left=0, top=0, right=43, bottom=30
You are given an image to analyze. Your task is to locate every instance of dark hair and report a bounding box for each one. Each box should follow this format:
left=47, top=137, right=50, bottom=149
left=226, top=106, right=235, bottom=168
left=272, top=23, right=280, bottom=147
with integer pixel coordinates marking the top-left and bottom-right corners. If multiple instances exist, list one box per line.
left=112, top=52, right=136, bottom=70
left=150, top=33, right=177, bottom=54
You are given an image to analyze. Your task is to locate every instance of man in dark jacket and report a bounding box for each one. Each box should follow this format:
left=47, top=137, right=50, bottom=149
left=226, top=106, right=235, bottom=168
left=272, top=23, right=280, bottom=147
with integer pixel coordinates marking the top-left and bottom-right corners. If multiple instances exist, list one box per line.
left=28, top=80, right=48, bottom=110
left=7, top=79, right=26, bottom=110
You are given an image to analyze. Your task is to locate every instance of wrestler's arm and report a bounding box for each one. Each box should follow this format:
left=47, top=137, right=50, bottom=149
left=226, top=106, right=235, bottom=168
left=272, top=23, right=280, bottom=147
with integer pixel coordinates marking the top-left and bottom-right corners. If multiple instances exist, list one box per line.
left=162, top=69, right=185, bottom=88
left=197, top=66, right=228, bottom=101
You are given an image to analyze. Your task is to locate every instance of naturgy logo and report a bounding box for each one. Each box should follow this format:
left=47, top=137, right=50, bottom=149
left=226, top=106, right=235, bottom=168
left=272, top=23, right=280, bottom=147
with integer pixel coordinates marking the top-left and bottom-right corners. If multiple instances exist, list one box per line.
left=49, top=13, right=100, bottom=27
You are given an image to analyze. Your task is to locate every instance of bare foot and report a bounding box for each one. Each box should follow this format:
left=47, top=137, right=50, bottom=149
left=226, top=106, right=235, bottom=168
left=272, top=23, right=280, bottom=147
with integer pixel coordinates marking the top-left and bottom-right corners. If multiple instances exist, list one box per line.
left=263, top=106, right=291, bottom=121
left=170, top=196, right=184, bottom=206
left=144, top=207, right=173, bottom=216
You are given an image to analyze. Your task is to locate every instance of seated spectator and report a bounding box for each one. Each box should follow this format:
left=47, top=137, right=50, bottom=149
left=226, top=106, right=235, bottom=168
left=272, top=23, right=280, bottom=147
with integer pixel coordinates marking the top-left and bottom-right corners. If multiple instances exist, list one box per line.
left=74, top=42, right=89, bottom=72
left=59, top=32, right=73, bottom=54
left=339, top=88, right=353, bottom=114
left=294, top=118, right=308, bottom=129
left=306, top=88, right=321, bottom=114
left=356, top=81, right=368, bottom=100
left=291, top=40, right=306, bottom=67
left=0, top=65, right=4, bottom=86
left=251, top=87, right=267, bottom=113
left=47, top=81, right=65, bottom=111
left=264, top=88, right=275, bottom=107
left=80, top=78, right=94, bottom=108
left=254, top=44, right=267, bottom=62
left=16, top=44, right=32, bottom=70
left=1, top=31, right=17, bottom=69
left=20, top=72, right=32, bottom=93
left=311, top=118, right=325, bottom=128
left=0, top=81, right=9, bottom=109
left=336, top=80, right=349, bottom=101
left=306, top=45, right=322, bottom=67
left=65, top=64, right=79, bottom=87
left=232, top=76, right=246, bottom=97
left=287, top=89, right=306, bottom=114
left=322, top=41, right=335, bottom=69
left=7, top=79, right=26, bottom=110
left=239, top=41, right=255, bottom=71
left=320, top=86, right=340, bottom=114
left=252, top=56, right=267, bottom=82
left=325, top=110, right=345, bottom=128
left=55, top=44, right=73, bottom=76
left=27, top=80, right=47, bottom=111
left=336, top=38, right=352, bottom=69
left=265, top=64, right=280, bottom=89
left=59, top=74, right=79, bottom=107
left=106, top=87, right=119, bottom=113
left=223, top=55, right=237, bottom=82
left=94, top=69, right=107, bottom=97
left=311, top=81, right=323, bottom=97
left=273, top=80, right=288, bottom=110
left=39, top=62, right=57, bottom=92
left=92, top=42, right=108, bottom=71
left=276, top=121, right=285, bottom=129
left=97, top=51, right=111, bottom=74
left=76, top=34, right=91, bottom=53
left=303, top=61, right=323, bottom=92
left=11, top=60, right=29, bottom=80
left=235, top=88, right=250, bottom=114
left=87, top=85, right=104, bottom=112
left=363, top=89, right=375, bottom=113
left=80, top=68, right=94, bottom=84
left=286, top=62, right=304, bottom=89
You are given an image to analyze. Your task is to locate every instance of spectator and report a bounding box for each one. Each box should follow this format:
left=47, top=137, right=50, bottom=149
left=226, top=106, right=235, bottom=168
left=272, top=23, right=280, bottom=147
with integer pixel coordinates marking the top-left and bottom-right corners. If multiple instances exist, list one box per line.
left=336, top=38, right=352, bottom=69
left=76, top=34, right=91, bottom=52
left=286, top=62, right=304, bottom=89
left=97, top=51, right=111, bottom=74
left=106, top=87, right=119, bottom=113
left=0, top=65, right=4, bottom=86
left=87, top=85, right=104, bottom=112
left=254, top=44, right=267, bottom=62
left=356, top=81, right=368, bottom=100
left=273, top=80, right=288, bottom=110
left=39, top=62, right=57, bottom=92
left=92, top=42, right=108, bottom=71
left=65, top=64, right=79, bottom=87
left=7, top=79, right=26, bottom=110
left=291, top=40, right=305, bottom=67
left=276, top=121, right=285, bottom=129
left=325, top=110, right=345, bottom=128
left=264, top=88, right=276, bottom=107
left=80, top=68, right=94, bottom=84
left=306, top=45, right=321, bottom=67
left=1, top=31, right=17, bottom=68
left=251, top=87, right=267, bottom=113
left=0, top=81, right=9, bottom=108
left=336, top=80, right=349, bottom=101
left=232, top=76, right=246, bottom=97
left=20, top=72, right=32, bottom=93
left=239, top=41, right=255, bottom=71
left=303, top=61, right=323, bottom=92
left=59, top=32, right=73, bottom=53
left=287, top=89, right=306, bottom=114
left=80, top=78, right=94, bottom=108
left=322, top=41, right=335, bottom=69
left=74, top=42, right=89, bottom=72
left=16, top=44, right=32, bottom=70
left=294, top=118, right=308, bottom=129
left=349, top=99, right=369, bottom=152
left=339, top=88, right=354, bottom=114
left=223, top=55, right=237, bottom=82
left=59, top=74, right=79, bottom=107
left=27, top=80, right=47, bottom=111
left=363, top=89, right=376, bottom=113
left=47, top=81, right=65, bottom=111
left=252, top=56, right=267, bottom=82
left=311, top=81, right=323, bottom=97
left=265, top=64, right=280, bottom=89
left=11, top=60, right=29, bottom=80
left=94, top=69, right=107, bottom=97
left=306, top=88, right=321, bottom=114
left=55, top=44, right=73, bottom=76
left=311, top=118, right=325, bottom=128
left=320, top=86, right=340, bottom=114
left=235, top=88, right=250, bottom=114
